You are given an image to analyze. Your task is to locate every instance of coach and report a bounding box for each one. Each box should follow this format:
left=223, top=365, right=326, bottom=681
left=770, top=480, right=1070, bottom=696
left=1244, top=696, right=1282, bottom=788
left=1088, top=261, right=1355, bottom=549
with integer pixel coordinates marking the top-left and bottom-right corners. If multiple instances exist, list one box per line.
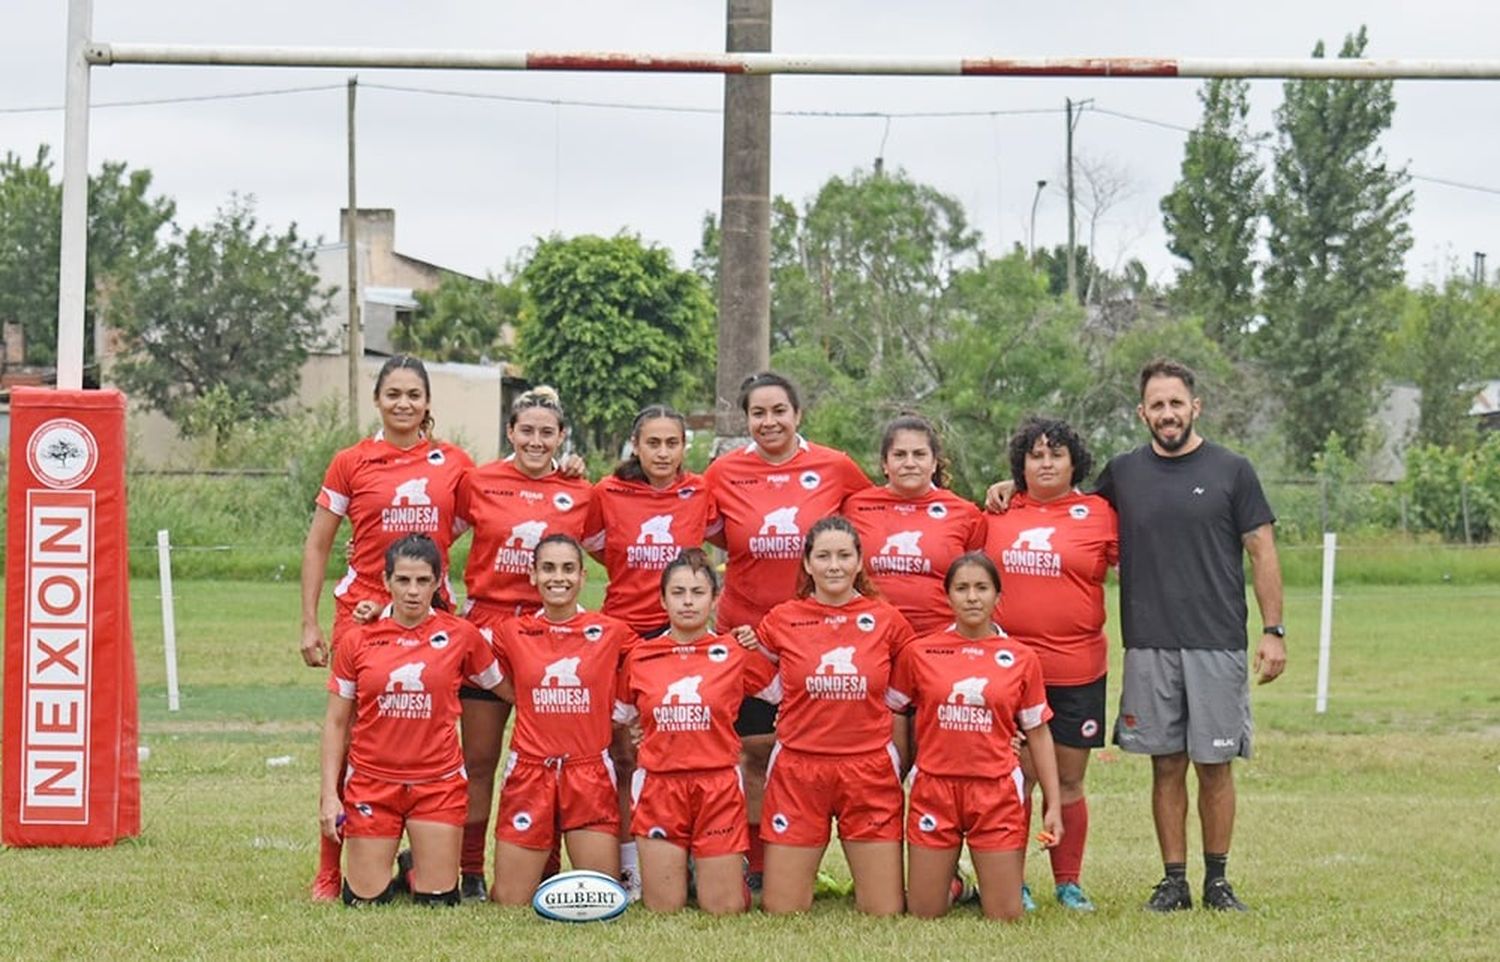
left=1099, top=358, right=1285, bottom=913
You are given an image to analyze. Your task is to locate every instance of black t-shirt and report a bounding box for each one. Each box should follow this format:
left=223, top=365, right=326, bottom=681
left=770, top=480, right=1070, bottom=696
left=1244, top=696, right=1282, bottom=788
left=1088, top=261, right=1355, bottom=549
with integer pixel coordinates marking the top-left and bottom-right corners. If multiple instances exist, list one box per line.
left=1094, top=440, right=1275, bottom=651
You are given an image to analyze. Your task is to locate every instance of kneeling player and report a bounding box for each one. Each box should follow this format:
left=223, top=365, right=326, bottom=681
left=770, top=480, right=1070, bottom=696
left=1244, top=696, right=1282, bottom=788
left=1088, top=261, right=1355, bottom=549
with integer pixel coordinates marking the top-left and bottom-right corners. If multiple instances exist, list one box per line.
left=886, top=552, right=1063, bottom=921
left=489, top=535, right=641, bottom=904
left=319, top=534, right=507, bottom=907
left=615, top=549, right=778, bottom=913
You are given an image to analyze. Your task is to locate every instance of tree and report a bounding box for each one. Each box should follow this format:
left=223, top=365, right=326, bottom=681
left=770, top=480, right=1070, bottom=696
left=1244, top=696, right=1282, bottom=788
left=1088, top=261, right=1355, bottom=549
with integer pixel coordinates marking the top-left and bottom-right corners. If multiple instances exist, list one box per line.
left=394, top=272, right=520, bottom=363
left=0, top=146, right=174, bottom=368
left=111, top=196, right=331, bottom=441
left=1261, top=26, right=1413, bottom=468
left=1386, top=277, right=1500, bottom=448
left=517, top=234, right=714, bottom=454
left=1161, top=78, right=1265, bottom=353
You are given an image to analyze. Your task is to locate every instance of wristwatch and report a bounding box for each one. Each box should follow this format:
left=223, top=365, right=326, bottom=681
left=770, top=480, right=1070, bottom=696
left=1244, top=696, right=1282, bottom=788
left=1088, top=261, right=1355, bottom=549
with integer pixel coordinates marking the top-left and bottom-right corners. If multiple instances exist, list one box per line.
left=1262, top=624, right=1286, bottom=638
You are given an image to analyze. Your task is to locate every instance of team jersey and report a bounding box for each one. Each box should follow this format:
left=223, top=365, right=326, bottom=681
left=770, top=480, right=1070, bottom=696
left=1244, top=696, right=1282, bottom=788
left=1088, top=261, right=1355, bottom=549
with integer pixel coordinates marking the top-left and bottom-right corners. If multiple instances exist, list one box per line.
left=886, top=627, right=1051, bottom=778
left=615, top=633, right=779, bottom=772
left=756, top=594, right=914, bottom=755
left=456, top=457, right=594, bottom=614
left=316, top=435, right=474, bottom=598
left=492, top=610, right=639, bottom=760
left=329, top=609, right=501, bottom=783
left=705, top=438, right=871, bottom=630
left=983, top=491, right=1119, bottom=685
left=845, top=485, right=986, bottom=634
left=581, top=472, right=722, bottom=632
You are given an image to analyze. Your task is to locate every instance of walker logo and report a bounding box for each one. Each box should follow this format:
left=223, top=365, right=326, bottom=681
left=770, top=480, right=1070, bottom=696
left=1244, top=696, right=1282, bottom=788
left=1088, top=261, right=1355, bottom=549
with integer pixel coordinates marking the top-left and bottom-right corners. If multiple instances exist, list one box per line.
left=27, top=419, right=99, bottom=490
left=513, top=811, right=533, bottom=831
left=1001, top=526, right=1062, bottom=578
left=918, top=813, right=938, bottom=833
left=1069, top=503, right=1090, bottom=520
left=946, top=676, right=989, bottom=705
left=627, top=514, right=681, bottom=568
left=534, top=656, right=589, bottom=712
left=926, top=502, right=948, bottom=520
left=391, top=477, right=431, bottom=505
left=798, top=470, right=821, bottom=490
left=807, top=646, right=866, bottom=699
left=553, top=492, right=576, bottom=512
left=20, top=489, right=95, bottom=822
left=707, top=643, right=729, bottom=663
left=872, top=530, right=931, bottom=575
left=749, top=506, right=801, bottom=558
left=770, top=812, right=790, bottom=834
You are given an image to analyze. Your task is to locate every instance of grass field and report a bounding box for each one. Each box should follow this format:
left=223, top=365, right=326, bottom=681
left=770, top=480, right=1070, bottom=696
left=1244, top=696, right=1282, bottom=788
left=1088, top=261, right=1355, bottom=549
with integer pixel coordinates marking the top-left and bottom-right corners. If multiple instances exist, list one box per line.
left=1, top=578, right=1497, bottom=960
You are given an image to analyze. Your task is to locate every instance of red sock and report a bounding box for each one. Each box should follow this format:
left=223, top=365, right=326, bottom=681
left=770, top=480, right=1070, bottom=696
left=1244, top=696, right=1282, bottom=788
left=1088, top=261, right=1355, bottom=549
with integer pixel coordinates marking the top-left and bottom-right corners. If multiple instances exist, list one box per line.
left=1049, top=798, right=1089, bottom=885
left=317, top=831, right=342, bottom=879
left=461, top=821, right=489, bottom=877
left=747, top=826, right=764, bottom=874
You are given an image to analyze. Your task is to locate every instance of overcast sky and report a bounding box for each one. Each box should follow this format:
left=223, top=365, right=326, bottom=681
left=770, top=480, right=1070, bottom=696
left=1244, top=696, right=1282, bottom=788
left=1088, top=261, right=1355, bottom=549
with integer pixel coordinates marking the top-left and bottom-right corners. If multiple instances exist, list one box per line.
left=5, top=2, right=1499, bottom=288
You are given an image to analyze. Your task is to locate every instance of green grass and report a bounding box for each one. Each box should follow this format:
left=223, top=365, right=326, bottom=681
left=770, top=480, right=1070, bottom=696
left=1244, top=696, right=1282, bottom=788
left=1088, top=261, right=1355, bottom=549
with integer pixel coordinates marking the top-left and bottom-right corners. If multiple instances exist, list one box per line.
left=1, top=579, right=1497, bottom=959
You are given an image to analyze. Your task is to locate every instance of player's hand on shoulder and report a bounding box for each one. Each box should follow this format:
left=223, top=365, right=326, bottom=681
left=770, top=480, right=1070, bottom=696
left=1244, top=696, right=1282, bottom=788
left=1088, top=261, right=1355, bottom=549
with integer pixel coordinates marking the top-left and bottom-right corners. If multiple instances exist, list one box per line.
left=560, top=453, right=587, bottom=478
left=351, top=599, right=381, bottom=624
left=984, top=479, right=1016, bottom=513
left=730, top=625, right=760, bottom=650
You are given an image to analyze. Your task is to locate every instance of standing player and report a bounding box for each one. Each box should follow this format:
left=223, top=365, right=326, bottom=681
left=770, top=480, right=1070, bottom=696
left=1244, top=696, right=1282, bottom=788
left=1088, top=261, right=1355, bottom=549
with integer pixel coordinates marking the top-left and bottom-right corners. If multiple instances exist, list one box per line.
left=704, top=372, right=871, bottom=883
left=583, top=404, right=721, bottom=895
left=614, top=549, right=779, bottom=914
left=488, top=535, right=640, bottom=904
left=888, top=552, right=1063, bottom=921
left=300, top=354, right=473, bottom=900
left=983, top=417, right=1117, bottom=911
left=846, top=414, right=985, bottom=633
left=319, top=535, right=506, bottom=907
left=750, top=516, right=913, bottom=916
left=1098, top=360, right=1285, bottom=912
left=452, top=386, right=594, bottom=899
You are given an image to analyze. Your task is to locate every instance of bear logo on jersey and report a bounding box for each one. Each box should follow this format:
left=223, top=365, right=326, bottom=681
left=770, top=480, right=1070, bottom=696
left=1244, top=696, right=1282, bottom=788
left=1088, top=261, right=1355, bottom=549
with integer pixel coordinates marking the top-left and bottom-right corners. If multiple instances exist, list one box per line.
left=946, top=676, right=989, bottom=705
left=385, top=662, right=427, bottom=692
left=927, top=502, right=948, bottom=520
left=856, top=613, right=877, bottom=632
left=707, top=643, right=729, bottom=663
left=918, top=813, right=939, bottom=833
left=663, top=675, right=704, bottom=704
left=428, top=631, right=450, bottom=650
left=513, top=811, right=533, bottom=832
left=879, top=531, right=924, bottom=556
left=427, top=448, right=446, bottom=465
left=391, top=477, right=432, bottom=505
left=771, top=813, right=790, bottom=834
left=1069, top=503, right=1090, bottom=520
left=757, top=506, right=800, bottom=535
left=553, top=492, right=575, bottom=512
left=1010, top=527, right=1055, bottom=551
left=995, top=649, right=1016, bottom=669
left=815, top=647, right=859, bottom=675
left=636, top=514, right=676, bottom=545
left=540, top=657, right=582, bottom=687
left=799, top=470, right=821, bottom=490
left=505, top=519, right=549, bottom=549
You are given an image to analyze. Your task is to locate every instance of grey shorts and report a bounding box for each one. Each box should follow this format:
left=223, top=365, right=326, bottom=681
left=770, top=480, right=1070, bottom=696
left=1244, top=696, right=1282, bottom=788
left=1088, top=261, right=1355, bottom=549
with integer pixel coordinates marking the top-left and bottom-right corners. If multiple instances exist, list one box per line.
left=1113, top=648, right=1252, bottom=763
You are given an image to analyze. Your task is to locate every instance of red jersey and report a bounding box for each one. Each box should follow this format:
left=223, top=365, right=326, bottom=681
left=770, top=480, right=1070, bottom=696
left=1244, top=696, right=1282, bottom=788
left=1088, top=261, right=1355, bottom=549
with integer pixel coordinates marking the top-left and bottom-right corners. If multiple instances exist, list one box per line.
left=329, top=609, right=500, bottom=783
left=845, top=485, right=985, bottom=634
left=492, top=611, right=638, bottom=759
left=456, top=458, right=594, bottom=614
left=581, top=472, right=722, bottom=632
left=615, top=633, right=779, bottom=772
left=316, top=435, right=474, bottom=597
left=886, top=628, right=1051, bottom=778
left=756, top=595, right=914, bottom=755
left=705, top=438, right=871, bottom=630
left=984, top=492, right=1119, bottom=685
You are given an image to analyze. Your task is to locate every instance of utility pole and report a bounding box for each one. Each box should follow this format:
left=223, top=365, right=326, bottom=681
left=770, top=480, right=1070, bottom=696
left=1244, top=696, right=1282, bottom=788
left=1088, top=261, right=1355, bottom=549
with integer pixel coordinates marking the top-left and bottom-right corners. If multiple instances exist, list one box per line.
left=1474, top=251, right=1488, bottom=287
left=345, top=75, right=362, bottom=430
left=1065, top=97, right=1076, bottom=302
left=714, top=0, right=772, bottom=452
left=1028, top=179, right=1047, bottom=260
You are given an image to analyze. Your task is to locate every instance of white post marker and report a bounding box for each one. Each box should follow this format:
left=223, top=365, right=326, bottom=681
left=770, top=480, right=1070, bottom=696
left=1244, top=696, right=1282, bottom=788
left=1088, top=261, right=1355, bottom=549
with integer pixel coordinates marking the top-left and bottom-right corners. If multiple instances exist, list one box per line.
left=157, top=529, right=181, bottom=712
left=1315, top=531, right=1337, bottom=714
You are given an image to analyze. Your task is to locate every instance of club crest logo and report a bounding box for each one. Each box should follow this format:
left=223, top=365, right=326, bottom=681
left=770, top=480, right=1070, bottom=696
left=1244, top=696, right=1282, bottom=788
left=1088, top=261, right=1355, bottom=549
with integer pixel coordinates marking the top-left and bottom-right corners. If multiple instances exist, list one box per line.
left=856, top=613, right=877, bottom=632
left=553, top=492, right=575, bottom=512
left=27, top=418, right=99, bottom=489
left=427, top=448, right=446, bottom=465
left=995, top=649, right=1016, bottom=669
left=799, top=470, right=821, bottom=490
left=512, top=811, right=533, bottom=831
left=707, top=643, right=730, bottom=663
left=1080, top=718, right=1100, bottom=739
left=770, top=813, right=790, bottom=834
left=647, top=826, right=668, bottom=840
left=583, top=625, right=604, bottom=643
left=927, top=502, right=948, bottom=519
left=428, top=631, right=450, bottom=650
left=1069, top=503, right=1089, bottom=520
left=918, top=813, right=938, bottom=833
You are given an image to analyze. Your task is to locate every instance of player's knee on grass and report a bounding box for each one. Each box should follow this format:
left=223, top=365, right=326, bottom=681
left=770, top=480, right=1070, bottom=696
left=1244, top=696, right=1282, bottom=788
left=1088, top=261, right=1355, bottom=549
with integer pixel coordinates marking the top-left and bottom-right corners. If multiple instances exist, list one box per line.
left=341, top=879, right=396, bottom=907
left=412, top=887, right=460, bottom=907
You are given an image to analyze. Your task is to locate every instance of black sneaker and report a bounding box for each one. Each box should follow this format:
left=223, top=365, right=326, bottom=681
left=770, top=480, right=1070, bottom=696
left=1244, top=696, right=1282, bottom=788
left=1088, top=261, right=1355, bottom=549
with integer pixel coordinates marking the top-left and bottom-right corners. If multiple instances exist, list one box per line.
left=459, top=873, right=489, bottom=902
left=1202, top=878, right=1248, bottom=912
left=1145, top=875, right=1193, bottom=912
left=388, top=849, right=413, bottom=895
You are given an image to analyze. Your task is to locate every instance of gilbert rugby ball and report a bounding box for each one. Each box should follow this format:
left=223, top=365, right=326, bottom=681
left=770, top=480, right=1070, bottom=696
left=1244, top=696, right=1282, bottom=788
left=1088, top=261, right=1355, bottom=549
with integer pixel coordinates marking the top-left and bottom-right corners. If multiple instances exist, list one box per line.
left=531, top=869, right=629, bottom=923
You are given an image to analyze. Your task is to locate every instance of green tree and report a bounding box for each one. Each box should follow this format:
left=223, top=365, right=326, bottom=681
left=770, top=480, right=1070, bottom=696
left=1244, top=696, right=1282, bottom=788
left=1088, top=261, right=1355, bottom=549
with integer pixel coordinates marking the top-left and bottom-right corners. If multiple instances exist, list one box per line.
left=0, top=146, right=174, bottom=368
left=517, top=233, right=714, bottom=454
left=1161, top=78, right=1265, bottom=353
left=394, top=272, right=519, bottom=363
left=1262, top=26, right=1413, bottom=468
left=111, top=196, right=331, bottom=441
left=1386, top=278, right=1500, bottom=448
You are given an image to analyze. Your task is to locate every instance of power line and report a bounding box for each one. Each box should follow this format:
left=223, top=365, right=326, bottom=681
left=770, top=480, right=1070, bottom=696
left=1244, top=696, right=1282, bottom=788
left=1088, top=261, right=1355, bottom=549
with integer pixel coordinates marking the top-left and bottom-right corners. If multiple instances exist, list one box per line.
left=0, top=83, right=343, bottom=114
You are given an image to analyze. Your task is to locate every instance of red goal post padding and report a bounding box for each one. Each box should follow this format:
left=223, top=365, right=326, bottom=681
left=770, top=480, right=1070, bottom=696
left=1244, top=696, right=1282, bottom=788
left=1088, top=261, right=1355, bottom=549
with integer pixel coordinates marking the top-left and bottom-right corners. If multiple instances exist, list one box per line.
left=3, top=387, right=140, bottom=846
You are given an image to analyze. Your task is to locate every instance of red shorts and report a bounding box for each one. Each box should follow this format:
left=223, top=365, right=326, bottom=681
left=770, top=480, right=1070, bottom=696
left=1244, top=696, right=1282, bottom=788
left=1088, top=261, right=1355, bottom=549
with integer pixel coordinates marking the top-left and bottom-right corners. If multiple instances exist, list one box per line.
left=493, top=751, right=619, bottom=850
left=630, top=767, right=749, bottom=858
left=342, top=767, right=468, bottom=838
left=906, top=767, right=1026, bottom=852
left=761, top=744, right=904, bottom=847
